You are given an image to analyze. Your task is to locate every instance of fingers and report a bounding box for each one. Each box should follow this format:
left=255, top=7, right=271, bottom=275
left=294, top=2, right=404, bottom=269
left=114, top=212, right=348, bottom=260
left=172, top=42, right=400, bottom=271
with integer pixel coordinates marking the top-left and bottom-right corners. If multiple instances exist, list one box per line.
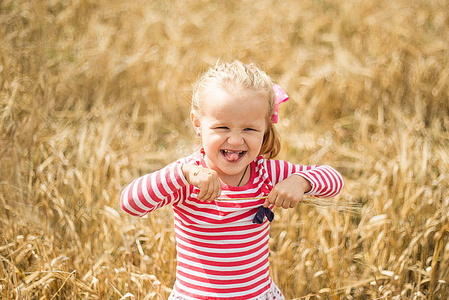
left=289, top=200, right=298, bottom=208
left=197, top=177, right=221, bottom=202
left=263, top=198, right=270, bottom=208
left=191, top=167, right=221, bottom=202
left=266, top=190, right=301, bottom=209
left=264, top=175, right=310, bottom=209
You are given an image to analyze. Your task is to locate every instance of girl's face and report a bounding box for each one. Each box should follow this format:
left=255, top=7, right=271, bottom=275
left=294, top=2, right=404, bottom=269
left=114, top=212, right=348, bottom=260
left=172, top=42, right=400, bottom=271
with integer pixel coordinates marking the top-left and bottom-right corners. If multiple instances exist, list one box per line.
left=191, top=88, right=269, bottom=186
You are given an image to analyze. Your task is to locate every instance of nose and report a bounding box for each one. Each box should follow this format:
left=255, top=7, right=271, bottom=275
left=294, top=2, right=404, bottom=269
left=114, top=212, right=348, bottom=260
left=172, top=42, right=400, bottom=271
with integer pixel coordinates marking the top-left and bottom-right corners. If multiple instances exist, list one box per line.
left=227, top=132, right=244, bottom=146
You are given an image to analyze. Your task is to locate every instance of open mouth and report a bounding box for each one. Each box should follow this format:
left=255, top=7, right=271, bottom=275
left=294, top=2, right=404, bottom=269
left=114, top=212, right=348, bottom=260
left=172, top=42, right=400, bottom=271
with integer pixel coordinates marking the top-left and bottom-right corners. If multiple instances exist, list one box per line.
left=220, top=149, right=246, bottom=162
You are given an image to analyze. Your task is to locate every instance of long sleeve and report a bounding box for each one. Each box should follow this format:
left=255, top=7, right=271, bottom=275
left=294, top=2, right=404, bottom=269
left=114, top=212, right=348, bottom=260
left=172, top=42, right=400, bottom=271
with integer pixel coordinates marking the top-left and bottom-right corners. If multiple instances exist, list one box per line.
left=264, top=160, right=344, bottom=198
left=120, top=160, right=190, bottom=217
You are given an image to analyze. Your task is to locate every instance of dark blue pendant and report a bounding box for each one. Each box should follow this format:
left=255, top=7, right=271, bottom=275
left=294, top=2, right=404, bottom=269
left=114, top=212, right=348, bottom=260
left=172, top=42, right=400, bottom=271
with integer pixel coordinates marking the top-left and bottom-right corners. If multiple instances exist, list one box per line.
left=252, top=206, right=274, bottom=224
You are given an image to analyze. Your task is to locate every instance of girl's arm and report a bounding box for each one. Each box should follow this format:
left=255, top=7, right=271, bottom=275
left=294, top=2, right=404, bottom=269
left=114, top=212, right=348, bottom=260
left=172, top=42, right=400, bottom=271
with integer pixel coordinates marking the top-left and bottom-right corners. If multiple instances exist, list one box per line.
left=292, top=164, right=344, bottom=198
left=120, top=160, right=190, bottom=217
left=263, top=160, right=344, bottom=208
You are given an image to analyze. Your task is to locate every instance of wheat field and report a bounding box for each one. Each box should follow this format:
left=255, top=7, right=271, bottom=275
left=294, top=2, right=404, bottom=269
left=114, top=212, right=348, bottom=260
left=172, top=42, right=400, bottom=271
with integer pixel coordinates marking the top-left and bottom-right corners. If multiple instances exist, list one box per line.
left=1, top=0, right=449, bottom=299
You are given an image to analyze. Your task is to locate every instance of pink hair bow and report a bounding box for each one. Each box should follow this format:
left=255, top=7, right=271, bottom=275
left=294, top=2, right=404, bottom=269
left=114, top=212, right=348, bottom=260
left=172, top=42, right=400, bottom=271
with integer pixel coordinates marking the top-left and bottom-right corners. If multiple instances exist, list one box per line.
left=271, top=84, right=289, bottom=123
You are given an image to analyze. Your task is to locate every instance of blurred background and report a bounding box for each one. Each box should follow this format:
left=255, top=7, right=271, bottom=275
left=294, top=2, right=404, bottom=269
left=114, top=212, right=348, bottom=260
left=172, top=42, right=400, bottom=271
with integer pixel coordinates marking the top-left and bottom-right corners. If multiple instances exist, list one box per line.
left=1, top=0, right=448, bottom=299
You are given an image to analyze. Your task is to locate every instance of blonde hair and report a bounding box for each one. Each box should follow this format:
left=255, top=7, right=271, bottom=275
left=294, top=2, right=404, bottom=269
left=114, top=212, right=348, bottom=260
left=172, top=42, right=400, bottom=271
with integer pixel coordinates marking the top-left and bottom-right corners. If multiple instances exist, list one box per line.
left=192, top=60, right=281, bottom=159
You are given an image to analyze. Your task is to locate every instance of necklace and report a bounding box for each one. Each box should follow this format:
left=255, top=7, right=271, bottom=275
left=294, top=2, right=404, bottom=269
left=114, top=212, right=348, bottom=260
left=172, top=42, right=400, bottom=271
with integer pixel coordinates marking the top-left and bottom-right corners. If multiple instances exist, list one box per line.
left=237, top=165, right=249, bottom=187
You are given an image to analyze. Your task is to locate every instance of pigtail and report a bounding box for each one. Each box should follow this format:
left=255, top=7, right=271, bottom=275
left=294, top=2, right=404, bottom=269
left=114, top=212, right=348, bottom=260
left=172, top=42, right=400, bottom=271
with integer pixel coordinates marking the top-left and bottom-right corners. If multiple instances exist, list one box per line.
left=259, top=124, right=281, bottom=159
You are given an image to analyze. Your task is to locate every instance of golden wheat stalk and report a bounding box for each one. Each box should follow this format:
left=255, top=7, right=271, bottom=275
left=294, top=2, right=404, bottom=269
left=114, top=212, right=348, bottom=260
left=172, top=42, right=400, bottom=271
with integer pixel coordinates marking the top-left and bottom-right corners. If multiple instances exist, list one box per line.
left=216, top=196, right=361, bottom=213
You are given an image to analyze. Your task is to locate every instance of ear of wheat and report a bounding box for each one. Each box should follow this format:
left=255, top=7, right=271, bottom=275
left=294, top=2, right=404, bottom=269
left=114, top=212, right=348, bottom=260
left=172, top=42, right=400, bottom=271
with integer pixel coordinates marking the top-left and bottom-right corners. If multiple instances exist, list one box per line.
left=216, top=195, right=361, bottom=213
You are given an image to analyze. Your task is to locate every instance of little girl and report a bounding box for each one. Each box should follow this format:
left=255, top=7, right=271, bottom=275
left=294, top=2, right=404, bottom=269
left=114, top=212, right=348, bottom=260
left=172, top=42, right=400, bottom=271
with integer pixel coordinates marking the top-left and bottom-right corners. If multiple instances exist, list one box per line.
left=121, top=61, right=344, bottom=300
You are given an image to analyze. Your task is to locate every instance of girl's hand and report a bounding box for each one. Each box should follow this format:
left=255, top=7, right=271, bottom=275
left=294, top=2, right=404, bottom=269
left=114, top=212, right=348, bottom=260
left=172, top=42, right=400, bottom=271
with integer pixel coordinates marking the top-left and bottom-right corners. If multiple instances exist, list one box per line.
left=263, top=175, right=312, bottom=209
left=182, top=164, right=221, bottom=202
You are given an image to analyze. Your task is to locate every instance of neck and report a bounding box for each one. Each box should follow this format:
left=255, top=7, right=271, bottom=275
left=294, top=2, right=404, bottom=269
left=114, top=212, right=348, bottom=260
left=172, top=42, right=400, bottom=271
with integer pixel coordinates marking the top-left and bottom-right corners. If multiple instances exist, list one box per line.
left=237, top=165, right=249, bottom=187
left=219, top=167, right=250, bottom=187
left=203, top=158, right=250, bottom=187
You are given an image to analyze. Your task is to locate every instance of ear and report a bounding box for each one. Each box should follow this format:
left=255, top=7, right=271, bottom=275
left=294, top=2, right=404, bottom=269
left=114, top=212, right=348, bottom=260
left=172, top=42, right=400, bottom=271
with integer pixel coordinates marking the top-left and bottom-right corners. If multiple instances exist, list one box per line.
left=190, top=110, right=201, bottom=133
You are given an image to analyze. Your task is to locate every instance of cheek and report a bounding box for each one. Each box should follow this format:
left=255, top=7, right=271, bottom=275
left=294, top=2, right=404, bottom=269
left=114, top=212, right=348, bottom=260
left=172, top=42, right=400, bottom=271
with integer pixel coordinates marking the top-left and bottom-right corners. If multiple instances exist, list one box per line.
left=201, top=132, right=222, bottom=148
left=248, top=133, right=265, bottom=150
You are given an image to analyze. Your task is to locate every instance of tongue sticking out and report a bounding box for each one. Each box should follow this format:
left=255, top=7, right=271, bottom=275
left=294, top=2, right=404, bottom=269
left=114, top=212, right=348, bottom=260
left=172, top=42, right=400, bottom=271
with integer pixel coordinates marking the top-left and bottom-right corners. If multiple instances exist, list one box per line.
left=222, top=150, right=243, bottom=162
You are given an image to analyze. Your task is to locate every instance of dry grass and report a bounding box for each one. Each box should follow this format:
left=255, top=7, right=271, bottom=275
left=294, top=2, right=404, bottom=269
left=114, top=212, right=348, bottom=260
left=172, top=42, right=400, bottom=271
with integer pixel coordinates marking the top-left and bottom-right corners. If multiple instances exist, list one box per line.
left=1, top=0, right=449, bottom=299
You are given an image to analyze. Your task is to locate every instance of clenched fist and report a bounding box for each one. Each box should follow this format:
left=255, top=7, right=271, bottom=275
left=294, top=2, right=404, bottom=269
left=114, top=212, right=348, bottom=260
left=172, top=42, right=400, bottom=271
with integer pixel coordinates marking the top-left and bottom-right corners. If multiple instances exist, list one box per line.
left=263, top=174, right=312, bottom=209
left=182, top=164, right=221, bottom=202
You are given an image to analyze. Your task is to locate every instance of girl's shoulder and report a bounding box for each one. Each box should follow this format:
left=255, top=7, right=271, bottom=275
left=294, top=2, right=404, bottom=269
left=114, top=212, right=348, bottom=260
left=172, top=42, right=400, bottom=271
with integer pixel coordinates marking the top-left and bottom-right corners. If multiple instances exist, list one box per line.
left=255, top=155, right=292, bottom=167
left=254, top=155, right=277, bottom=174
left=255, top=156, right=302, bottom=176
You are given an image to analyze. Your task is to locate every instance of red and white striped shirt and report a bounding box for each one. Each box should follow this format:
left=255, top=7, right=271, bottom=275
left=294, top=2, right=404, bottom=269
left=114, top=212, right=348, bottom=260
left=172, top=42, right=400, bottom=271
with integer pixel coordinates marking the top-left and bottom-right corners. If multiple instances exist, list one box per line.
left=121, top=153, right=344, bottom=299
